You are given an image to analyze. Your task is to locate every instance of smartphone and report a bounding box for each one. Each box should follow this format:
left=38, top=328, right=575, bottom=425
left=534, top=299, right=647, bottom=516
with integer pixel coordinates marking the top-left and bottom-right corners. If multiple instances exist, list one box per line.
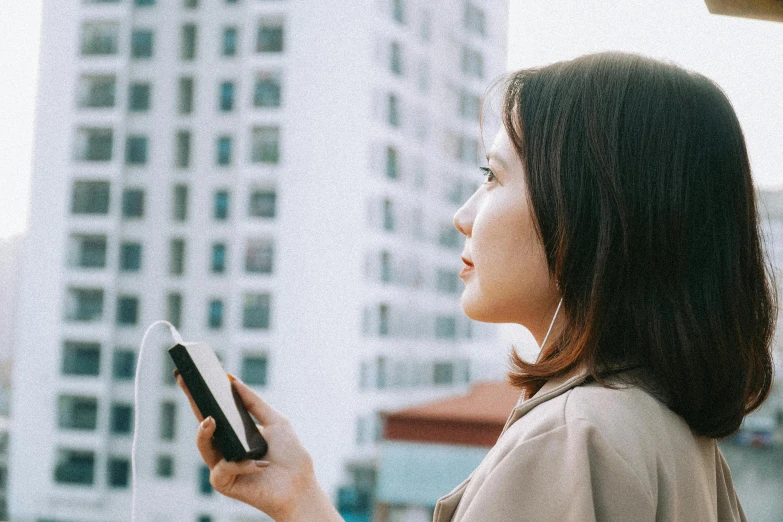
left=169, top=342, right=268, bottom=462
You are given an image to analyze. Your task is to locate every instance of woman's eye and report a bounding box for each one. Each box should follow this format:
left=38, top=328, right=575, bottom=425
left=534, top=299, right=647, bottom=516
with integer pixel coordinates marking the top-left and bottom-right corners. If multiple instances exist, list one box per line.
left=479, top=167, right=497, bottom=184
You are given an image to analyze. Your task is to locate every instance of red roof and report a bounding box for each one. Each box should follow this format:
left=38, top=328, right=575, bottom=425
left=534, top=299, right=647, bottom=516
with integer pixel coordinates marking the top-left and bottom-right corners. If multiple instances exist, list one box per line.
left=383, top=381, right=522, bottom=447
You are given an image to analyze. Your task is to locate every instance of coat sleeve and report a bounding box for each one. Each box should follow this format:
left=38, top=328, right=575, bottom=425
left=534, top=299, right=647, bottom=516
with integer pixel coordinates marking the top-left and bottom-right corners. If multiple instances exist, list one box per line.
left=455, top=420, right=657, bottom=522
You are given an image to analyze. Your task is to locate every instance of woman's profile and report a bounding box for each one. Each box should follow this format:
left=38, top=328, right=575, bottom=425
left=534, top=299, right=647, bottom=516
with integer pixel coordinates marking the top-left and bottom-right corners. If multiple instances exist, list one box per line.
left=177, top=52, right=775, bottom=521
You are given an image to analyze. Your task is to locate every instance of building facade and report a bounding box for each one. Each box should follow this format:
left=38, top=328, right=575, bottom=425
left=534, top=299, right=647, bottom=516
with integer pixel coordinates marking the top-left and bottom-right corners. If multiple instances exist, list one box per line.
left=9, top=0, right=508, bottom=520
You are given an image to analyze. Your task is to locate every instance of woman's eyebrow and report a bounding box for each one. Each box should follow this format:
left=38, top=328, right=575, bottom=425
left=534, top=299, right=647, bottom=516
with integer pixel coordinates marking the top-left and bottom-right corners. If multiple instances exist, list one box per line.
left=486, top=153, right=508, bottom=171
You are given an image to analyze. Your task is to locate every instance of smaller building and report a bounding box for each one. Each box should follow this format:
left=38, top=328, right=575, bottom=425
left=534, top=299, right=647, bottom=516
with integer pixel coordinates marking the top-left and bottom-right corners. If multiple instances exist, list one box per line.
left=375, top=381, right=521, bottom=522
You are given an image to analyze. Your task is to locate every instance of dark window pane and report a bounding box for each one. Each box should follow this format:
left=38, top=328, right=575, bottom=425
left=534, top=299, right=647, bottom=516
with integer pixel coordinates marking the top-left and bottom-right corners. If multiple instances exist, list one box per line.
left=170, top=239, right=186, bottom=275
left=222, top=27, right=238, bottom=56
left=79, top=75, right=116, bottom=108
left=122, top=189, right=145, bottom=218
left=62, top=341, right=101, bottom=376
left=199, top=465, right=212, bottom=495
left=76, top=128, right=113, bottom=161
left=385, top=146, right=398, bottom=179
left=120, top=242, right=142, bottom=271
left=71, top=181, right=110, bottom=214
left=66, top=288, right=104, bottom=322
left=125, top=136, right=148, bottom=165
left=216, top=136, right=232, bottom=165
left=178, top=78, right=194, bottom=114
left=243, top=293, right=270, bottom=329
left=110, top=403, right=134, bottom=434
left=241, top=355, right=267, bottom=386
left=245, top=240, right=273, bottom=274
left=256, top=23, right=283, bottom=52
left=159, top=401, right=176, bottom=440
left=131, top=29, right=154, bottom=58
left=108, top=458, right=130, bottom=488
left=181, top=24, right=197, bottom=60
left=113, top=349, right=136, bottom=380
left=433, top=362, right=454, bottom=384
left=251, top=127, right=279, bottom=163
left=167, top=293, right=183, bottom=328
left=54, top=450, right=95, bottom=485
left=211, top=243, right=227, bottom=273
left=214, top=191, right=229, bottom=220
left=58, top=395, right=98, bottom=430
left=116, top=296, right=139, bottom=325
left=219, top=82, right=235, bottom=111
left=70, top=234, right=107, bottom=268
left=81, top=23, right=118, bottom=55
left=156, top=455, right=174, bottom=477
left=173, top=184, right=188, bottom=221
left=253, top=75, right=281, bottom=107
left=208, top=300, right=223, bottom=329
left=248, top=190, right=276, bottom=218
left=176, top=130, right=191, bottom=168
left=129, top=83, right=150, bottom=112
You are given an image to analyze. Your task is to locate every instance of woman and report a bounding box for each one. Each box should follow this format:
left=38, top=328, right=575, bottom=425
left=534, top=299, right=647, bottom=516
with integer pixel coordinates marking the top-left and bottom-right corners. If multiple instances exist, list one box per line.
left=177, top=52, right=775, bottom=521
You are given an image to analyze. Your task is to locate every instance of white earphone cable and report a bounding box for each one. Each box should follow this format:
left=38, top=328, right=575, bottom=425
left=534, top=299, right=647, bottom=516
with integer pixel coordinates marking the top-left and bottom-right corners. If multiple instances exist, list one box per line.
left=131, top=321, right=184, bottom=521
left=540, top=297, right=563, bottom=350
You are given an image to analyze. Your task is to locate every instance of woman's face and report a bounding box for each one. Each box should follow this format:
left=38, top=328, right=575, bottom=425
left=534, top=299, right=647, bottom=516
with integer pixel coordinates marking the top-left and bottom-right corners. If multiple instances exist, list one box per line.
left=454, top=127, right=560, bottom=342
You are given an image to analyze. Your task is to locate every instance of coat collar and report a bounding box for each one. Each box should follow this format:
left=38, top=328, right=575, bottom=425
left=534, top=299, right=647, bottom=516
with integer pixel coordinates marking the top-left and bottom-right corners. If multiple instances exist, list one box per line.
left=500, top=368, right=591, bottom=437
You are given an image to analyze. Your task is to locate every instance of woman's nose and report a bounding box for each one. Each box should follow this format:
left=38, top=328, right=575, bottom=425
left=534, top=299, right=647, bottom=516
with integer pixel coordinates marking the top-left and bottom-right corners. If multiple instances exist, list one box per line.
left=453, top=196, right=475, bottom=238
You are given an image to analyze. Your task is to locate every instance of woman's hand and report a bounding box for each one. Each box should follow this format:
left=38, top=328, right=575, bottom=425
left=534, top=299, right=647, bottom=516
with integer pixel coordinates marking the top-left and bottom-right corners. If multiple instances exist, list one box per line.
left=176, top=373, right=343, bottom=522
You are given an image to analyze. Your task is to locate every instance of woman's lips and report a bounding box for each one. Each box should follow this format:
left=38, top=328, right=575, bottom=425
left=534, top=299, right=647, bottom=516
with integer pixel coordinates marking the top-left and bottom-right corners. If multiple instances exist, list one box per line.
left=460, top=257, right=474, bottom=278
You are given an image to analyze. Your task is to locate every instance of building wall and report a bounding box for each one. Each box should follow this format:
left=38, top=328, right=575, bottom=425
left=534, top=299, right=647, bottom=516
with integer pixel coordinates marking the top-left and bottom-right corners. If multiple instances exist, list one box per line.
left=10, top=0, right=508, bottom=521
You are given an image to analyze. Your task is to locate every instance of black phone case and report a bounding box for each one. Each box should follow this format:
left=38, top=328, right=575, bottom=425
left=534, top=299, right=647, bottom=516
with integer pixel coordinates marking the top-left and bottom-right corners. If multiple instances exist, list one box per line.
left=169, top=343, right=268, bottom=462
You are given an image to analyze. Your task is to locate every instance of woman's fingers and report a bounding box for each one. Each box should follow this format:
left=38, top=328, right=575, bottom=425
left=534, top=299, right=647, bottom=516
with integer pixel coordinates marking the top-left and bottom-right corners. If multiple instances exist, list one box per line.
left=175, top=373, right=205, bottom=423
left=210, top=458, right=270, bottom=490
left=195, top=417, right=222, bottom=468
left=231, top=376, right=281, bottom=426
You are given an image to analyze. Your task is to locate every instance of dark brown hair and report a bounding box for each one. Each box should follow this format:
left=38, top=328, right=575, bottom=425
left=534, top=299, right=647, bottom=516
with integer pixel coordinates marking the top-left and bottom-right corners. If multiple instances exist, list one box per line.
left=502, top=52, right=775, bottom=438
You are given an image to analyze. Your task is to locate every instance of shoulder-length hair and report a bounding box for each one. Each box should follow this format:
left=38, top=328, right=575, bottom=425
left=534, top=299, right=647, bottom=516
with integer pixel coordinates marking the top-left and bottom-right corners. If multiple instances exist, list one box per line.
left=502, top=52, right=775, bottom=439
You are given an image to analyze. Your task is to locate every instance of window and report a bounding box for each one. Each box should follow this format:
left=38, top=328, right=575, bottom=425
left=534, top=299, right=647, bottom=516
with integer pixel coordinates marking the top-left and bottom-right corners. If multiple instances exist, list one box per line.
left=392, top=0, right=405, bottom=23
left=173, top=184, right=188, bottom=221
left=439, top=225, right=460, bottom=248
left=81, top=22, right=119, bottom=55
left=216, top=136, right=232, bottom=165
left=110, top=403, right=133, bottom=434
left=378, top=304, right=390, bottom=336
left=253, top=74, right=281, bottom=108
left=184, top=0, right=198, bottom=7
left=129, top=83, right=151, bottom=112
left=131, top=29, right=154, bottom=59
left=208, top=299, right=223, bottom=329
left=436, top=268, right=459, bottom=294
left=135, top=0, right=155, bottom=5
left=461, top=46, right=484, bottom=79
left=125, top=135, right=148, bottom=165
left=387, top=93, right=400, bottom=127
left=167, top=293, right=183, bottom=328
left=176, top=130, right=191, bottom=168
left=75, top=128, right=113, bottom=161
left=390, top=42, right=403, bottom=75
left=58, top=395, right=98, bottom=430
left=385, top=146, right=398, bottom=179
left=251, top=126, right=279, bottom=163
left=65, top=288, right=104, bottom=322
left=181, top=24, right=197, bottom=60
left=435, top=316, right=456, bottom=339
left=159, top=401, right=177, bottom=440
left=120, top=242, right=142, bottom=271
left=249, top=189, right=276, bottom=218
left=459, top=90, right=480, bottom=121
left=178, top=77, right=194, bottom=114
left=243, top=293, right=270, bottom=329
left=169, top=239, right=186, bottom=275
left=245, top=239, right=273, bottom=274
left=113, top=349, right=136, bottom=380
left=383, top=199, right=394, bottom=232
left=241, top=355, right=268, bottom=386
left=214, top=190, right=229, bottom=220
left=211, top=243, right=227, bottom=273
left=463, top=2, right=486, bottom=36
left=108, top=458, right=130, bottom=488
left=198, top=516, right=213, bottom=522
left=199, top=465, right=213, bottom=495
left=54, top=449, right=95, bottom=485
left=380, top=251, right=391, bottom=283
left=156, top=455, right=174, bottom=478
left=78, top=75, right=116, bottom=108
left=122, top=189, right=145, bottom=218
left=116, top=296, right=139, bottom=325
left=68, top=234, right=107, bottom=268
left=71, top=180, right=110, bottom=214
left=62, top=341, right=100, bottom=376
left=376, top=356, right=387, bottom=388
left=433, top=361, right=454, bottom=384
left=222, top=27, right=238, bottom=56
left=257, top=22, right=283, bottom=52
left=219, top=82, right=235, bottom=111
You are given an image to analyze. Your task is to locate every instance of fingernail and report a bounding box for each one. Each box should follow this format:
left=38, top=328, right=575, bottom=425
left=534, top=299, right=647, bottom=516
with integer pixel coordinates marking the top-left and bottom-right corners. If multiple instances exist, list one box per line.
left=254, top=460, right=270, bottom=467
left=173, top=369, right=180, bottom=378
left=227, top=373, right=236, bottom=382
left=201, top=417, right=213, bottom=429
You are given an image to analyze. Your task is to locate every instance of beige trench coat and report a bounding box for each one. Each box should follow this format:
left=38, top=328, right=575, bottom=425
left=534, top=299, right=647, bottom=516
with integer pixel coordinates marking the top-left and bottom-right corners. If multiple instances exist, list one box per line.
left=433, top=371, right=746, bottom=521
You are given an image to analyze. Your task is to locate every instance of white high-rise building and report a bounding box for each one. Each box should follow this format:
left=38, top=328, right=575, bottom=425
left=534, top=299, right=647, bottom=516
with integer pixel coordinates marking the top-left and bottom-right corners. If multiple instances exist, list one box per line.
left=9, top=0, right=508, bottom=520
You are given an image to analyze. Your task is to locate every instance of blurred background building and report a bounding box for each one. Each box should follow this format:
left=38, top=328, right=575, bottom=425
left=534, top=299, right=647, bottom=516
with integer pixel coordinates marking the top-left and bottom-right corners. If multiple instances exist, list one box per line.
left=8, top=0, right=508, bottom=521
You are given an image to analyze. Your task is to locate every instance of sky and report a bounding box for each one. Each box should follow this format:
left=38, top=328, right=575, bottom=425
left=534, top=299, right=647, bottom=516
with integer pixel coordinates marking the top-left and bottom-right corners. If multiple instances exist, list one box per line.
left=0, top=0, right=781, bottom=240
